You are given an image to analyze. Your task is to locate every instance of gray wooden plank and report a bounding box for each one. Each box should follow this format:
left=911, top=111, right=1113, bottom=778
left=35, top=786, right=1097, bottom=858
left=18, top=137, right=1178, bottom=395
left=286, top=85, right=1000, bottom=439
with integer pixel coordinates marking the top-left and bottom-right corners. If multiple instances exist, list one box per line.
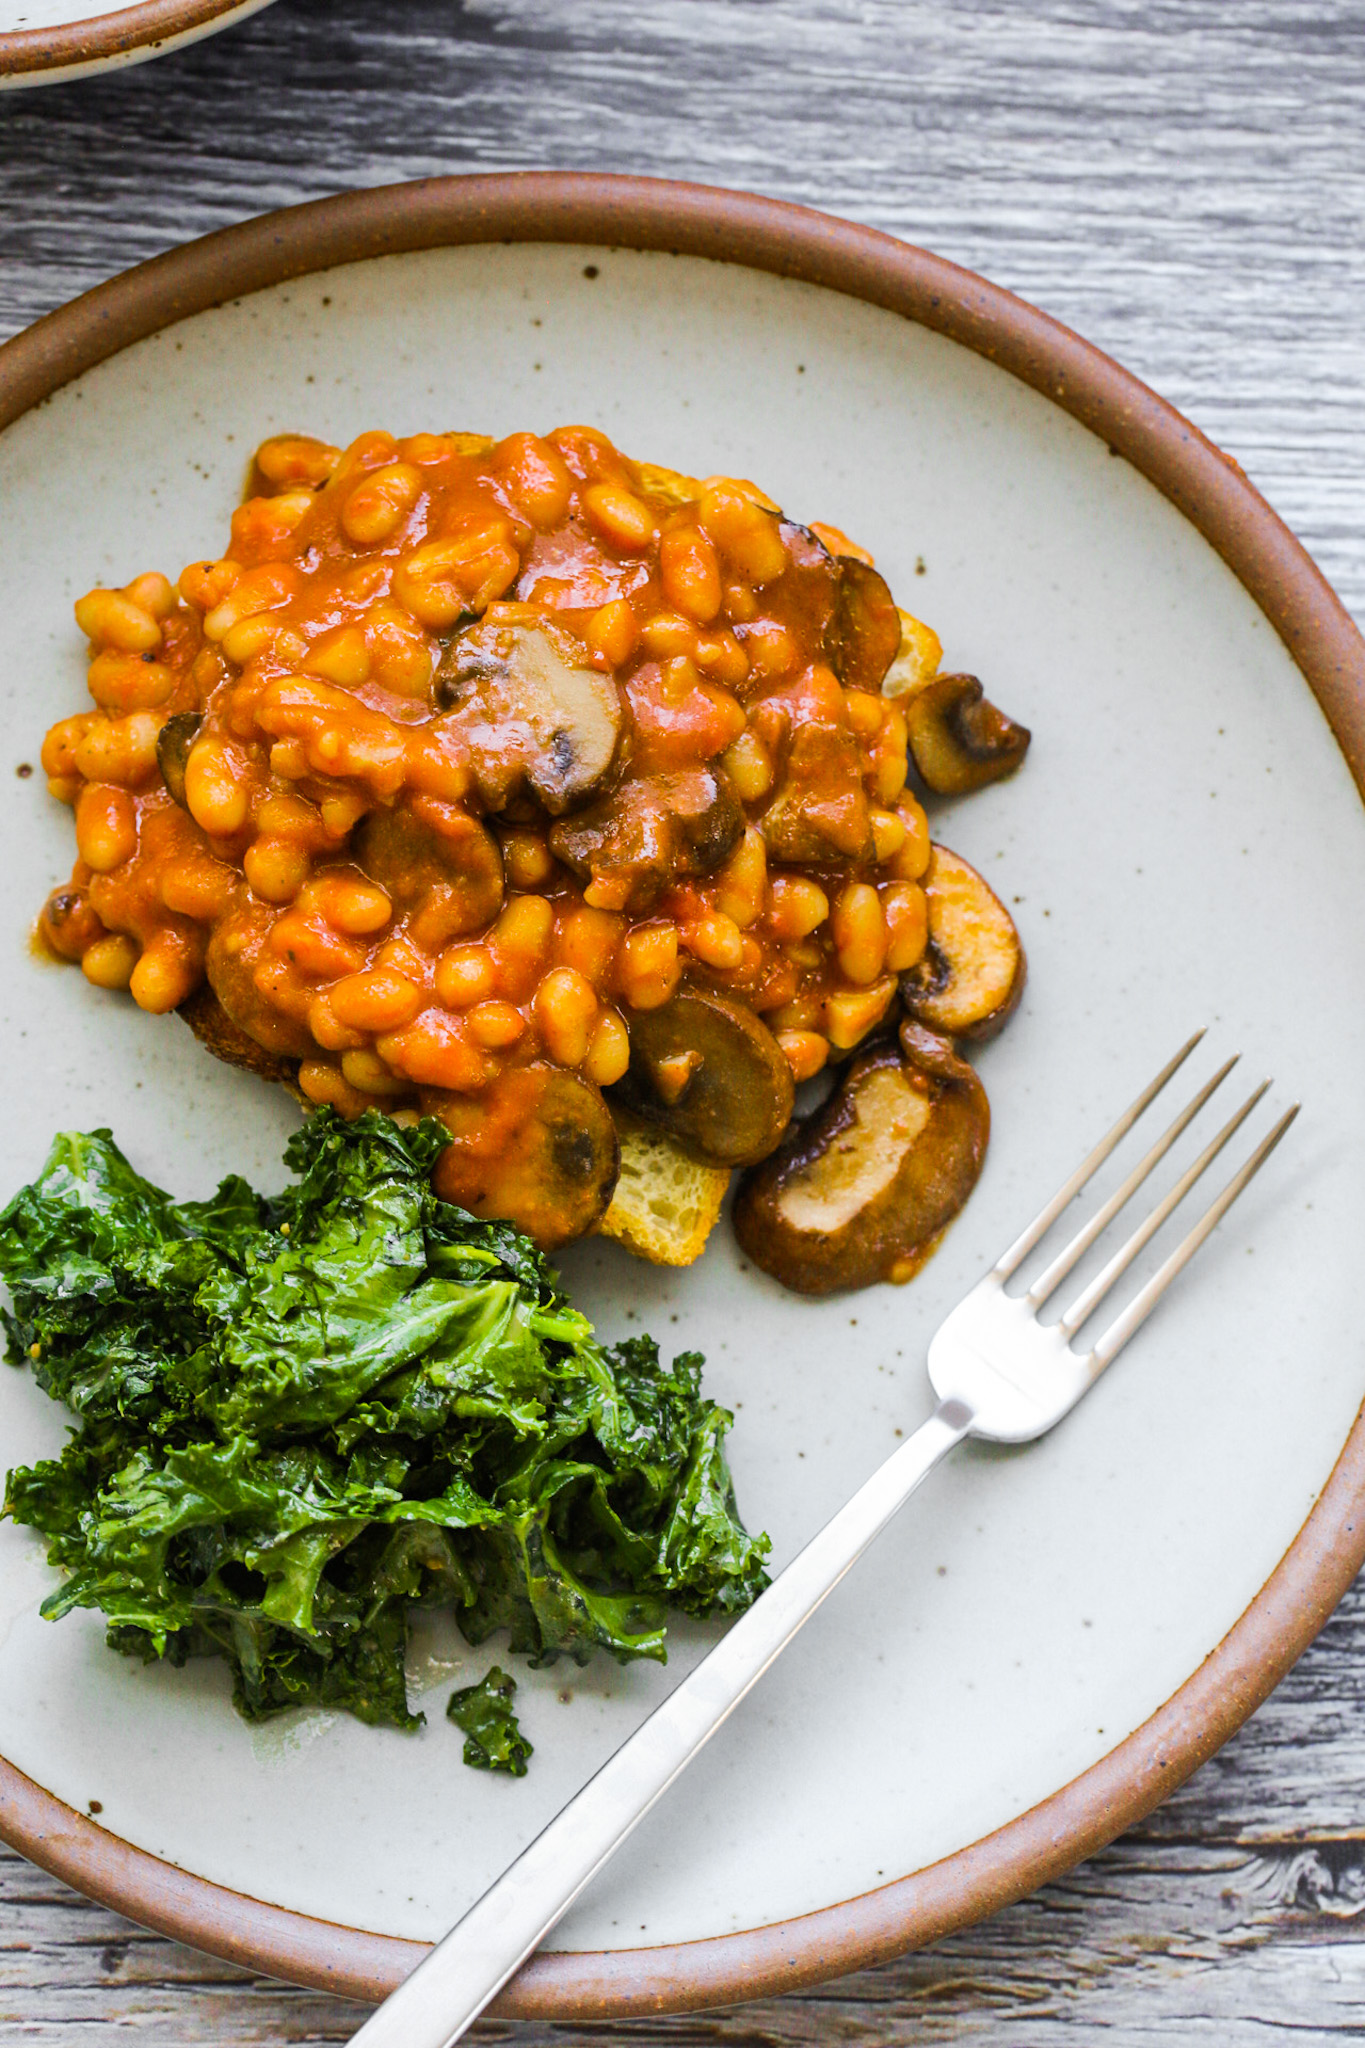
left=6, top=1836, right=1365, bottom=2042
left=1, top=0, right=1364, bottom=2036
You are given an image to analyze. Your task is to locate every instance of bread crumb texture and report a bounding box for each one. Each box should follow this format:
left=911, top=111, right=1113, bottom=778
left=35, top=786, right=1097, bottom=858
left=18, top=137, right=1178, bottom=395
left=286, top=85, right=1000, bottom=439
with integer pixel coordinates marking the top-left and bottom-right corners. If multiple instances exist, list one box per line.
left=598, top=1122, right=731, bottom=1266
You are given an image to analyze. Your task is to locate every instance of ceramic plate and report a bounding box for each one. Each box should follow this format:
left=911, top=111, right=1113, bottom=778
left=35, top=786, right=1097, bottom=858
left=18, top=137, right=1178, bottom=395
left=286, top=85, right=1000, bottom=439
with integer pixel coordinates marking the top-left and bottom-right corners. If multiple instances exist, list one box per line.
left=0, top=0, right=276, bottom=88
left=0, top=178, right=1363, bottom=2020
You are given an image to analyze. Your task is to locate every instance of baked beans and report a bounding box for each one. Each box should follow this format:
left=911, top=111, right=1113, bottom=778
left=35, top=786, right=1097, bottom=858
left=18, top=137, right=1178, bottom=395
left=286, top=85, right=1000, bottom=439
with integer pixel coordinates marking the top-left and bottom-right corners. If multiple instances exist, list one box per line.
left=37, top=425, right=941, bottom=1142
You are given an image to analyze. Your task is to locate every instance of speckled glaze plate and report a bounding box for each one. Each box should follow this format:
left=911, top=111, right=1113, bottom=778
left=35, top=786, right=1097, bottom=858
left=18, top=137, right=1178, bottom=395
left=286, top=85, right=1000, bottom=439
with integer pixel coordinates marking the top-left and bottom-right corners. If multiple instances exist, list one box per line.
left=0, top=176, right=1363, bottom=2020
left=0, top=0, right=276, bottom=88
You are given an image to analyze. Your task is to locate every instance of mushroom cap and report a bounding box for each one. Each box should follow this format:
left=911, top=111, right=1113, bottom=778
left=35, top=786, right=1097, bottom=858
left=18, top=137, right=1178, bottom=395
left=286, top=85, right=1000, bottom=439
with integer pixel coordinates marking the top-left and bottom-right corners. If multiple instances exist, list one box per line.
left=610, top=987, right=795, bottom=1169
left=900, top=844, right=1026, bottom=1040
left=437, top=614, right=625, bottom=815
left=733, top=1031, right=990, bottom=1295
left=904, top=672, right=1031, bottom=796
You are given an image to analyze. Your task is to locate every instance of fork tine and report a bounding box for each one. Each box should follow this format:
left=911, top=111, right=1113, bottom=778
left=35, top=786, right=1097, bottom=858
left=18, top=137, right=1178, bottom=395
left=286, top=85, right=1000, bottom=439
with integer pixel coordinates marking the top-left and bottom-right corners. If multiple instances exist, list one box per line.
left=1058, top=1080, right=1270, bottom=1336
left=1025, top=1055, right=1240, bottom=1309
left=1085, top=1103, right=1299, bottom=1372
left=993, top=1029, right=1206, bottom=1281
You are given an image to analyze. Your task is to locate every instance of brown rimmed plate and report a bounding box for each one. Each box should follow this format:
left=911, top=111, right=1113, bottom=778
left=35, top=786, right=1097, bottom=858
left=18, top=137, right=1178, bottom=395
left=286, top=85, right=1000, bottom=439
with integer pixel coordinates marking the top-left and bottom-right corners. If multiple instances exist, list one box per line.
left=0, top=0, right=276, bottom=88
left=0, top=174, right=1362, bottom=2018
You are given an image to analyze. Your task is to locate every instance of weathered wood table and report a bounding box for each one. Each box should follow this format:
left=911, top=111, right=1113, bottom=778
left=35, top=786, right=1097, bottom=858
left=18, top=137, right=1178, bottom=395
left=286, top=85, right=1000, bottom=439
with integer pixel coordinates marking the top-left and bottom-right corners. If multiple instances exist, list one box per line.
left=2, top=2, right=1364, bottom=2036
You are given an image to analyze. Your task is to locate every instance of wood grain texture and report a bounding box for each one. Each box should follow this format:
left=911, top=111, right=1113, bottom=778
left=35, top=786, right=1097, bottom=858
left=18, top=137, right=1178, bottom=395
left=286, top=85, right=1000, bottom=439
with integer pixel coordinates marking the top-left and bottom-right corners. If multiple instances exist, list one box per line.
left=1, top=0, right=1364, bottom=2037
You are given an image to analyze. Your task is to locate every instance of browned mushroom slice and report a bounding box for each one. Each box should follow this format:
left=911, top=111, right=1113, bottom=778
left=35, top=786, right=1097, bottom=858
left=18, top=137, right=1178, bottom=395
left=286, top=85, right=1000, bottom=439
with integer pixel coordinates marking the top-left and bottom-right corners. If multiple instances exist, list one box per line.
left=437, top=615, right=625, bottom=814
left=157, top=712, right=202, bottom=810
left=425, top=1064, right=620, bottom=1250
left=178, top=982, right=302, bottom=1085
left=549, top=767, right=743, bottom=914
left=900, top=844, right=1025, bottom=1040
left=824, top=557, right=902, bottom=695
left=897, top=1015, right=979, bottom=1080
left=904, top=673, right=1030, bottom=795
left=610, top=988, right=795, bottom=1169
left=758, top=722, right=875, bottom=866
left=732, top=1030, right=989, bottom=1296
left=765, top=521, right=840, bottom=646
left=355, top=802, right=504, bottom=944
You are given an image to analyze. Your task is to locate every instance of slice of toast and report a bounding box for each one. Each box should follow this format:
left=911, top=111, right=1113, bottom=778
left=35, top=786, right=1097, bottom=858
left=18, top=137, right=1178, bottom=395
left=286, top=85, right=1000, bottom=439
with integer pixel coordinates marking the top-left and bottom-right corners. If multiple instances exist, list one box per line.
left=178, top=984, right=301, bottom=1087
left=597, top=1119, right=731, bottom=1267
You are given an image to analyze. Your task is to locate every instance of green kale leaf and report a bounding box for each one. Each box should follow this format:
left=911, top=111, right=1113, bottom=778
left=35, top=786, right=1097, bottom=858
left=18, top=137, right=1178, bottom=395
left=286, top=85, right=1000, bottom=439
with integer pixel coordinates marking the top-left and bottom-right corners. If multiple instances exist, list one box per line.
left=446, top=1665, right=533, bottom=1775
left=0, top=1114, right=769, bottom=1740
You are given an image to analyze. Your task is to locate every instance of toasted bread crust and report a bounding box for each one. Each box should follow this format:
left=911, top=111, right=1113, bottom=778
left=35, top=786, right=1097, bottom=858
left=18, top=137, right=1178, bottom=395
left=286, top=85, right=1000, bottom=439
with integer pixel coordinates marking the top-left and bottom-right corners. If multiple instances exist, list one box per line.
left=178, top=986, right=301, bottom=1088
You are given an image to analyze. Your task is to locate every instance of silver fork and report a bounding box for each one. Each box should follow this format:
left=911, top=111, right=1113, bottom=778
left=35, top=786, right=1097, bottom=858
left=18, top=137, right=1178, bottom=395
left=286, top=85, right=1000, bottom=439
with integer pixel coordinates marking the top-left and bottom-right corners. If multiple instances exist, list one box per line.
left=352, top=1030, right=1297, bottom=2048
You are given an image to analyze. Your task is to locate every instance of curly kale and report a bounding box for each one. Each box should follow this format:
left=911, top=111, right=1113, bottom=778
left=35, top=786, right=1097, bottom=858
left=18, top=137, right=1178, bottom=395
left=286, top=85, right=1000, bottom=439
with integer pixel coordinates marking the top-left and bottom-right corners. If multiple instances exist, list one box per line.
left=0, top=1113, right=769, bottom=1736
left=447, top=1666, right=532, bottom=1776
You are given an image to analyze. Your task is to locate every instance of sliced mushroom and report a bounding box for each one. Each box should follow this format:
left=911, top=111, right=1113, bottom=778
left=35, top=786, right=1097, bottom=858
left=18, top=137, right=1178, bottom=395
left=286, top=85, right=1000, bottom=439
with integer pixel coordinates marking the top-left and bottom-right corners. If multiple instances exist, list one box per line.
left=549, top=767, right=743, bottom=915
left=897, top=1015, right=979, bottom=1080
left=758, top=721, right=875, bottom=866
left=425, top=1064, right=620, bottom=1249
left=900, top=844, right=1025, bottom=1040
left=732, top=1029, right=989, bottom=1295
left=766, top=521, right=840, bottom=645
left=157, top=712, right=202, bottom=810
left=904, top=673, right=1030, bottom=795
left=609, top=987, right=795, bottom=1169
left=437, top=614, right=625, bottom=814
left=355, top=803, right=505, bottom=939
left=824, top=557, right=902, bottom=695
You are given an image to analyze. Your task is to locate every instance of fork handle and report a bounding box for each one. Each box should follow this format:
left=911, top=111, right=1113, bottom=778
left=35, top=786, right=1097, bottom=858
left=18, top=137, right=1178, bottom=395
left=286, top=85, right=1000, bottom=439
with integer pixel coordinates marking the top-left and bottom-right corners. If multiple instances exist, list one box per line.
left=350, top=1397, right=974, bottom=2048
